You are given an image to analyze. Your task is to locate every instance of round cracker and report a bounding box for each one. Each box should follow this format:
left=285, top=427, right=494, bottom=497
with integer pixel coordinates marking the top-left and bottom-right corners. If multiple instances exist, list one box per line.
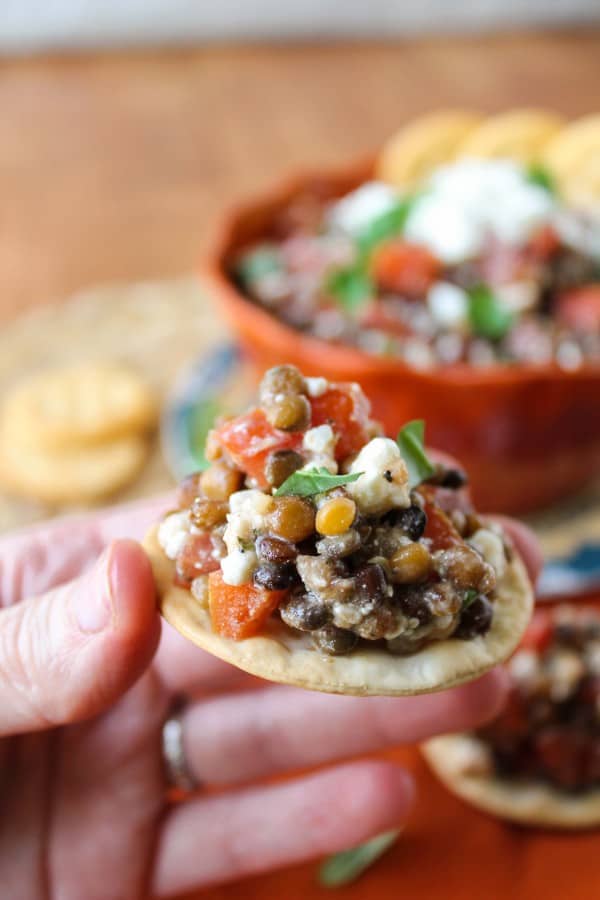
left=0, top=428, right=149, bottom=504
left=422, top=734, right=600, bottom=829
left=0, top=363, right=157, bottom=450
left=376, top=110, right=482, bottom=188
left=144, top=526, right=533, bottom=697
left=459, top=109, right=564, bottom=162
left=543, top=115, right=600, bottom=204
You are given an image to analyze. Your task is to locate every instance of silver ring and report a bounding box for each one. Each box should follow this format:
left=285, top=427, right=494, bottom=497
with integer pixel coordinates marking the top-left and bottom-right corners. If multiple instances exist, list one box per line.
left=161, top=705, right=199, bottom=793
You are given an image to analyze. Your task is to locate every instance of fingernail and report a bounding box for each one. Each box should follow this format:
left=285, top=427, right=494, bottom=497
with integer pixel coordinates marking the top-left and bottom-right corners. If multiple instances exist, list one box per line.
left=73, top=547, right=114, bottom=634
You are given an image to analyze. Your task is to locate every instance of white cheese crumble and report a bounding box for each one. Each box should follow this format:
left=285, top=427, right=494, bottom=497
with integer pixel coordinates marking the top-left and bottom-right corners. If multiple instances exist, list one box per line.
left=305, top=376, right=328, bottom=397
left=427, top=281, right=469, bottom=329
left=220, top=489, right=274, bottom=584
left=404, top=158, right=556, bottom=264
left=468, top=527, right=506, bottom=580
left=303, top=424, right=335, bottom=455
left=157, top=511, right=190, bottom=560
left=327, top=181, right=401, bottom=235
left=347, top=437, right=410, bottom=515
left=221, top=549, right=259, bottom=586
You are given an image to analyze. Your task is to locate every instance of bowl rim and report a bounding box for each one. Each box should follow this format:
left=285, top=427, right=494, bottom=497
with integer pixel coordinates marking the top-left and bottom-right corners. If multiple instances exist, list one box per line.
left=202, top=155, right=600, bottom=388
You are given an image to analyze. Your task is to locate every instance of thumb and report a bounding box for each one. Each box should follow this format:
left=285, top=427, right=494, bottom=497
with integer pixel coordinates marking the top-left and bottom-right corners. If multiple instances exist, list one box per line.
left=0, top=539, right=160, bottom=737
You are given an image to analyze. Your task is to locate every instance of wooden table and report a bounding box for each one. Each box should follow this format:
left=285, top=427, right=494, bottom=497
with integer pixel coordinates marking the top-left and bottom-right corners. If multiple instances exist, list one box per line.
left=1, top=31, right=600, bottom=321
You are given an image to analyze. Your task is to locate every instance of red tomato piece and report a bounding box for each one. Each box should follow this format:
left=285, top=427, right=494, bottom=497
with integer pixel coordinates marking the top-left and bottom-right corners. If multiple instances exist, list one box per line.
left=359, top=304, right=412, bottom=338
left=418, top=487, right=463, bottom=551
left=527, top=224, right=561, bottom=261
left=371, top=240, right=441, bottom=298
left=175, top=533, right=221, bottom=585
left=309, top=384, right=371, bottom=461
left=208, top=570, right=288, bottom=640
left=215, top=408, right=302, bottom=488
left=556, top=284, right=600, bottom=332
left=519, top=610, right=554, bottom=654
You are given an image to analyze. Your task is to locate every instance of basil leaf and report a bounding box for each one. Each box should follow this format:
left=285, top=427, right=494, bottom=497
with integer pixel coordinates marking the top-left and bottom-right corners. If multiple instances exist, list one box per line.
left=236, top=246, right=281, bottom=285
left=275, top=466, right=363, bottom=498
left=468, top=285, right=514, bottom=341
left=318, top=830, right=400, bottom=887
left=526, top=163, right=556, bottom=194
left=326, top=266, right=374, bottom=313
left=357, top=198, right=415, bottom=256
left=397, top=419, right=435, bottom=489
left=462, top=588, right=479, bottom=609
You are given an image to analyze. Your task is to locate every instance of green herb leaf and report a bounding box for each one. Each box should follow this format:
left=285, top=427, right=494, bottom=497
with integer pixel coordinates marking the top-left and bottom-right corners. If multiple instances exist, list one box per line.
left=318, top=830, right=400, bottom=888
left=462, top=588, right=479, bottom=609
left=525, top=163, right=556, bottom=194
left=275, top=466, right=363, bottom=498
left=326, top=266, right=374, bottom=313
left=468, top=285, right=514, bottom=341
left=397, top=419, right=435, bottom=489
left=356, top=198, right=415, bottom=256
left=236, top=246, right=281, bottom=285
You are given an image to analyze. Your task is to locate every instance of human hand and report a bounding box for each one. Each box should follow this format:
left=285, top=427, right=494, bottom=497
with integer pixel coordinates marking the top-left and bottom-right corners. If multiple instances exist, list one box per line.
left=0, top=497, right=542, bottom=898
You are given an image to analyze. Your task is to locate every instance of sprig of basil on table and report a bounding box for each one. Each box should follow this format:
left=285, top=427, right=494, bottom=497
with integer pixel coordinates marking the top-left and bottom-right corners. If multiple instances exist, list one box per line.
left=397, top=419, right=435, bottom=489
left=275, top=466, right=363, bottom=498
left=318, top=830, right=400, bottom=887
left=468, top=285, right=514, bottom=341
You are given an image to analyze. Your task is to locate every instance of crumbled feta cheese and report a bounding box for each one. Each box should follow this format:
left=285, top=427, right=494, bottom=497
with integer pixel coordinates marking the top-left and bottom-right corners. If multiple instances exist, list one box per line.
left=303, top=424, right=335, bottom=455
left=157, top=511, right=190, bottom=560
left=468, top=528, right=507, bottom=580
left=224, top=490, right=274, bottom=555
left=427, top=281, right=469, bottom=329
left=495, top=281, right=540, bottom=314
left=221, top=549, right=258, bottom=586
left=305, top=376, right=328, bottom=397
left=404, top=158, right=556, bottom=263
left=327, top=181, right=401, bottom=235
left=347, top=437, right=410, bottom=515
left=509, top=649, right=540, bottom=683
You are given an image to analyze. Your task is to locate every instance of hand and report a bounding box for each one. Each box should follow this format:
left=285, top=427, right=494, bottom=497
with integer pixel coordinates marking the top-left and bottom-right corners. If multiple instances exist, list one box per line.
left=0, top=497, right=542, bottom=898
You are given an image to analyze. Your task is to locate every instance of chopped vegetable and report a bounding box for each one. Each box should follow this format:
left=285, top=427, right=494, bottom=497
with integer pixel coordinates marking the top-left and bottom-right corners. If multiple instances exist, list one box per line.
left=208, top=570, right=288, bottom=639
left=397, top=420, right=435, bottom=489
left=419, top=488, right=463, bottom=550
left=556, top=284, right=600, bottom=332
left=468, top=285, right=515, bottom=341
left=371, top=240, right=441, bottom=298
left=310, top=385, right=372, bottom=460
left=275, top=466, right=362, bottom=498
left=318, top=830, right=400, bottom=887
left=215, top=409, right=302, bottom=489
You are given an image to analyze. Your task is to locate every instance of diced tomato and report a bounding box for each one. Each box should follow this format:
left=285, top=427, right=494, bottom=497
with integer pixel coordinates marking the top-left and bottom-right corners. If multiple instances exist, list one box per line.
left=371, top=240, right=441, bottom=298
left=418, top=487, right=463, bottom=551
left=527, top=224, right=561, bottom=261
left=556, top=284, right=600, bottom=332
left=520, top=610, right=554, bottom=654
left=309, top=384, right=371, bottom=461
left=359, top=304, right=412, bottom=338
left=175, top=533, right=221, bottom=584
left=208, top=570, right=288, bottom=640
left=215, top=408, right=302, bottom=488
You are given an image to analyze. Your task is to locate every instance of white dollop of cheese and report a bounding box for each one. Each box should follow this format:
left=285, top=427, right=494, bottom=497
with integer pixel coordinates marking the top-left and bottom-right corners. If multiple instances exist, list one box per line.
left=157, top=511, right=191, bottom=560
left=221, top=548, right=259, bottom=586
left=303, top=424, right=335, bottom=455
left=347, top=437, right=410, bottom=515
left=468, top=527, right=506, bottom=580
left=404, top=158, right=556, bottom=263
left=327, top=181, right=401, bottom=235
left=427, top=281, right=470, bottom=329
left=223, top=489, right=274, bottom=556
left=305, top=376, right=328, bottom=397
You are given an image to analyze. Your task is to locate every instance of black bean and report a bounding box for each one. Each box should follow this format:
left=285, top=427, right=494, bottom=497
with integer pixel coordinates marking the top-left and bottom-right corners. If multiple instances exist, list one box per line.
left=394, top=585, right=432, bottom=625
left=389, top=505, right=427, bottom=541
left=454, top=594, right=493, bottom=639
left=355, top=563, right=388, bottom=604
left=279, top=592, right=330, bottom=632
left=312, top=624, right=358, bottom=656
left=439, top=468, right=468, bottom=489
left=264, top=449, right=305, bottom=488
left=256, top=534, right=297, bottom=564
left=253, top=562, right=298, bottom=591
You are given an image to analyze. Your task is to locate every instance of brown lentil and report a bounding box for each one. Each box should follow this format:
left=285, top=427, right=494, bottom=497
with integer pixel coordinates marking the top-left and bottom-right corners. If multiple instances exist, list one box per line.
left=267, top=495, right=316, bottom=543
left=204, top=429, right=223, bottom=462
left=390, top=542, right=432, bottom=584
left=256, top=534, right=298, bottom=563
left=200, top=462, right=244, bottom=501
left=190, top=498, right=228, bottom=529
left=433, top=544, right=496, bottom=593
left=312, top=624, right=358, bottom=655
left=259, top=365, right=307, bottom=401
left=279, top=592, right=330, bottom=632
left=264, top=393, right=311, bottom=431
left=264, top=449, right=305, bottom=488
left=176, top=472, right=203, bottom=509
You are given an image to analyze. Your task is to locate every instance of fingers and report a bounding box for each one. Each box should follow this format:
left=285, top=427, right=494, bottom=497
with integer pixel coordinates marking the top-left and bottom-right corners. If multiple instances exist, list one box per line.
left=0, top=540, right=160, bottom=735
left=0, top=494, right=174, bottom=606
left=153, top=760, right=413, bottom=896
left=493, top=516, right=544, bottom=586
left=154, top=621, right=254, bottom=695
left=179, top=668, right=507, bottom=786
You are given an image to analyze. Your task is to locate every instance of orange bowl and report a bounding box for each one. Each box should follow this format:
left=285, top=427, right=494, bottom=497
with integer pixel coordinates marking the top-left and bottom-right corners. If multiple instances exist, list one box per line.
left=202, top=159, right=600, bottom=515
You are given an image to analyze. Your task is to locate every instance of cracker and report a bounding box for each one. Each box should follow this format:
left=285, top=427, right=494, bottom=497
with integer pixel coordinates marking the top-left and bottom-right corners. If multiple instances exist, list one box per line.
left=144, top=526, right=533, bottom=697
left=0, top=363, right=157, bottom=450
left=0, top=428, right=149, bottom=504
left=543, top=114, right=600, bottom=204
left=375, top=110, right=482, bottom=188
left=422, top=734, right=600, bottom=829
left=459, top=109, right=564, bottom=162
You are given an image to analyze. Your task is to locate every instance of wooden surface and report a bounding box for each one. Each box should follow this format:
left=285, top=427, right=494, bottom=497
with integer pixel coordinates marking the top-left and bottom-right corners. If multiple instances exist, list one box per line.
left=1, top=31, right=600, bottom=321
